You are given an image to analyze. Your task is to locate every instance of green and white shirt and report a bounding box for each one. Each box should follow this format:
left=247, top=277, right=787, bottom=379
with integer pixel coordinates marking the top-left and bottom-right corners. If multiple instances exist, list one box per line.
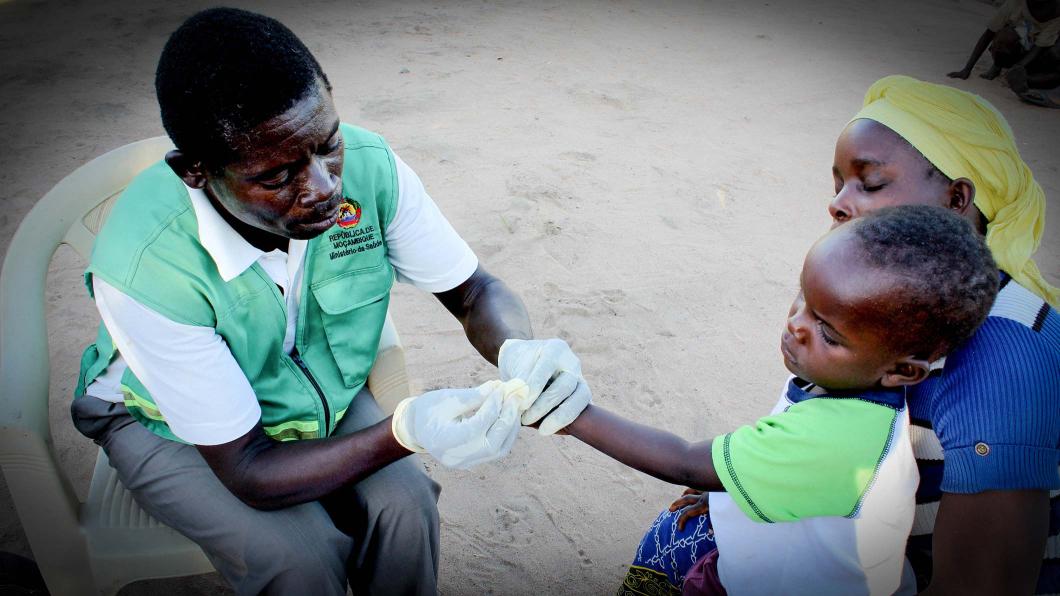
left=709, top=377, right=917, bottom=595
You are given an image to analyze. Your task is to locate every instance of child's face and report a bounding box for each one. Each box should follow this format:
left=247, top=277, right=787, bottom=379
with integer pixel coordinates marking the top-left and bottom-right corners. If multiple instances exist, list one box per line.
left=780, top=229, right=907, bottom=391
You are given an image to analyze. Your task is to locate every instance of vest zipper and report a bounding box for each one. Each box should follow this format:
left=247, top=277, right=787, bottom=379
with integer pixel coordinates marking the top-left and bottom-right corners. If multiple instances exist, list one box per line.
left=291, top=350, right=330, bottom=435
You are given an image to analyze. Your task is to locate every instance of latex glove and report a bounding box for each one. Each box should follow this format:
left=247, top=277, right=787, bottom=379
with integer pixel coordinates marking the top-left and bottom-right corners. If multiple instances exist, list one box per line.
left=441, top=379, right=531, bottom=469
left=498, top=338, right=590, bottom=434
left=526, top=370, right=592, bottom=436
left=391, top=380, right=528, bottom=469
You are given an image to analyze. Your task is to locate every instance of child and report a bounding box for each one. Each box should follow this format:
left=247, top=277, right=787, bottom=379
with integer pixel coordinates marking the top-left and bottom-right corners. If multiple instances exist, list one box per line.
left=561, top=205, right=999, bottom=595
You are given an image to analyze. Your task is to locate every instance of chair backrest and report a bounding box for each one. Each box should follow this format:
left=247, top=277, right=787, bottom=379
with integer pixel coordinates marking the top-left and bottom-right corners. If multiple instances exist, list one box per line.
left=0, top=136, right=174, bottom=441
left=0, top=137, right=176, bottom=595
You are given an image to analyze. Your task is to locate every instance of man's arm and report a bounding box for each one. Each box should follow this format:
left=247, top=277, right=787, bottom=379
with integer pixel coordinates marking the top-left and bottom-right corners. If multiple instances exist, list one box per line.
left=92, top=278, right=509, bottom=509
left=199, top=381, right=519, bottom=508
left=923, top=490, right=1048, bottom=596
left=434, top=264, right=532, bottom=364
left=433, top=265, right=592, bottom=435
left=92, top=278, right=417, bottom=509
left=197, top=420, right=410, bottom=510
left=948, top=29, right=997, bottom=79
left=565, top=404, right=721, bottom=491
left=95, top=279, right=416, bottom=509
left=384, top=154, right=587, bottom=432
left=383, top=152, right=531, bottom=364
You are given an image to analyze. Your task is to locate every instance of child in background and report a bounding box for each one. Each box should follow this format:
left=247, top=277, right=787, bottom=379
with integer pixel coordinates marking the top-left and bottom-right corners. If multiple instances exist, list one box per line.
left=562, top=205, right=999, bottom=595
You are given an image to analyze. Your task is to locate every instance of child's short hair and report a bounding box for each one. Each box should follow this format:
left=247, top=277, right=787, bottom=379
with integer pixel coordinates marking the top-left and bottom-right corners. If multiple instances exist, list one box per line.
left=850, top=205, right=998, bottom=360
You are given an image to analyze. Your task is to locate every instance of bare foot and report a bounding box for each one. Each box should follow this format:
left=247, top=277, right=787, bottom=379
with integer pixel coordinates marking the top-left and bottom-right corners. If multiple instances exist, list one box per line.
left=980, top=65, right=1002, bottom=80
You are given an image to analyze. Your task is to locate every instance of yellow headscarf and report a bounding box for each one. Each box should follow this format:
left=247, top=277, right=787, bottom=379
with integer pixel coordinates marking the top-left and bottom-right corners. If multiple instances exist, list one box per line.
left=852, top=75, right=1058, bottom=308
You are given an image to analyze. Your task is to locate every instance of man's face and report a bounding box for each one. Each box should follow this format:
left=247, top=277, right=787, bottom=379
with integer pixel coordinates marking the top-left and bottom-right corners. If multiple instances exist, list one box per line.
left=204, top=81, right=345, bottom=241
left=780, top=228, right=902, bottom=391
left=829, top=119, right=951, bottom=228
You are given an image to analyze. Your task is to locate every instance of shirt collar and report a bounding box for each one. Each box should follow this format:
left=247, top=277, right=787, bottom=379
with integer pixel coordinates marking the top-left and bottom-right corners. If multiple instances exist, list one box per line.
left=786, top=376, right=906, bottom=410
left=186, top=185, right=266, bottom=282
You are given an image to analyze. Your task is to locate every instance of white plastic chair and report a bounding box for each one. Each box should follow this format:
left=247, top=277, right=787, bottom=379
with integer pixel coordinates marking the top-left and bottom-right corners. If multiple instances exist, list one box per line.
left=0, top=137, right=411, bottom=595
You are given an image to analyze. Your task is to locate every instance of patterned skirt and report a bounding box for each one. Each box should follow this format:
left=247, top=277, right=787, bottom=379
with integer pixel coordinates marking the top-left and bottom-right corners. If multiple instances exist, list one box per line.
left=617, top=506, right=716, bottom=596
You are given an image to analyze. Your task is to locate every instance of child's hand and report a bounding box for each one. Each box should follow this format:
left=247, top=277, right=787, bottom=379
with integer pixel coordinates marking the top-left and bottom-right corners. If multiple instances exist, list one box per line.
left=669, top=488, right=709, bottom=531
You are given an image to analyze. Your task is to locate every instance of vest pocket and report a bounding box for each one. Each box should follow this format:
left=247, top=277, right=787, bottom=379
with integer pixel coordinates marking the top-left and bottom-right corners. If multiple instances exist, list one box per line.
left=310, top=263, right=394, bottom=388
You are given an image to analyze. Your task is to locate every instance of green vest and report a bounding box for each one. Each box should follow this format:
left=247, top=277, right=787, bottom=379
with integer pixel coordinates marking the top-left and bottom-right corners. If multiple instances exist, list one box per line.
left=75, top=124, right=398, bottom=443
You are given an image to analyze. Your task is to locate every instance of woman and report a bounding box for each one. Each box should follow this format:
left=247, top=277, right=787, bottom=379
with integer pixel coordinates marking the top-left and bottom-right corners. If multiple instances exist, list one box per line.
left=621, top=76, right=1059, bottom=596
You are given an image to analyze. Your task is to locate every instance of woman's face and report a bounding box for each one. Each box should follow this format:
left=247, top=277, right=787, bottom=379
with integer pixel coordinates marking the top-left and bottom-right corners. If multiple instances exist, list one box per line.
left=829, top=119, right=953, bottom=227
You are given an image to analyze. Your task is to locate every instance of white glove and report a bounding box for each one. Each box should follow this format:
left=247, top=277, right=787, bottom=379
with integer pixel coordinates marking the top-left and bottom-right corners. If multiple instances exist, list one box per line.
left=498, top=338, right=591, bottom=434
left=529, top=370, right=592, bottom=436
left=391, top=380, right=529, bottom=469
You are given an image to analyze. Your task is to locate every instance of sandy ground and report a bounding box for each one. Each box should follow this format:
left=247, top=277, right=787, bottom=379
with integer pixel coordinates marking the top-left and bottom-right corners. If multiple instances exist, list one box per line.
left=1, top=0, right=1057, bottom=594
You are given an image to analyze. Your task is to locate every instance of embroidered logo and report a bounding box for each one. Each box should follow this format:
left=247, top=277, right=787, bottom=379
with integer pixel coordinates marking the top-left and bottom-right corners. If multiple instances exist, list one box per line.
left=336, top=200, right=362, bottom=228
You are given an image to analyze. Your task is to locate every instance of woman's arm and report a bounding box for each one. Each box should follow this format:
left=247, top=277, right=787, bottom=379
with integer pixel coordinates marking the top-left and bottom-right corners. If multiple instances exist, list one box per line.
left=565, top=404, right=722, bottom=491
left=923, top=490, right=1048, bottom=596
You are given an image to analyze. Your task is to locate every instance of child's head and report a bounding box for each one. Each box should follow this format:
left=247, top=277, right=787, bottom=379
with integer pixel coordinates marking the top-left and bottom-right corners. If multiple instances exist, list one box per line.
left=781, top=205, right=998, bottom=391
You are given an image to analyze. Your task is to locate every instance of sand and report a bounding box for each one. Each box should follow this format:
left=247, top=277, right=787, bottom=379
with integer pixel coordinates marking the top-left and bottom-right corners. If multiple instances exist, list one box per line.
left=1, top=0, right=1057, bottom=594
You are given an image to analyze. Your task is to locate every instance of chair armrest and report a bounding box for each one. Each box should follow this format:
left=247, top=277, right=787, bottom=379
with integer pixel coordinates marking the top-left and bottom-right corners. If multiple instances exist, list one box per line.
left=368, top=311, right=410, bottom=415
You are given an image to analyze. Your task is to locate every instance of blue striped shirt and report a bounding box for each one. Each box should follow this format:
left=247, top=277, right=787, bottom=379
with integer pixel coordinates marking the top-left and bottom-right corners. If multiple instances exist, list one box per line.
left=905, top=274, right=1060, bottom=593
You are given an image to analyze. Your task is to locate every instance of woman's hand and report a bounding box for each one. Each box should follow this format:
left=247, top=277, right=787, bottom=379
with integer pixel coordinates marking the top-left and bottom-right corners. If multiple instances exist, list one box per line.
left=669, top=488, right=709, bottom=531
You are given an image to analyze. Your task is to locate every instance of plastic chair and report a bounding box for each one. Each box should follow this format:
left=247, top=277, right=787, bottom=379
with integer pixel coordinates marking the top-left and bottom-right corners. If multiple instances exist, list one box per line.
left=0, top=137, right=411, bottom=595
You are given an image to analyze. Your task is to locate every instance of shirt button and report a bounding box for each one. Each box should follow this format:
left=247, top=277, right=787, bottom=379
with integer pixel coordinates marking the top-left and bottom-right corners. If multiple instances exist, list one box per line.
left=975, top=442, right=990, bottom=456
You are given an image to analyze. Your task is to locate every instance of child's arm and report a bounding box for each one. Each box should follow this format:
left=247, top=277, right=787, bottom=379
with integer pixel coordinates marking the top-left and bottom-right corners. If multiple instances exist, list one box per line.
left=565, top=404, right=722, bottom=492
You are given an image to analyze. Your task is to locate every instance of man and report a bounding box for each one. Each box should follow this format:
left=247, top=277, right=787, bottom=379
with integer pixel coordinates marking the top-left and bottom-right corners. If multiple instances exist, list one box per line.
left=71, top=8, right=589, bottom=595
left=947, top=0, right=1060, bottom=107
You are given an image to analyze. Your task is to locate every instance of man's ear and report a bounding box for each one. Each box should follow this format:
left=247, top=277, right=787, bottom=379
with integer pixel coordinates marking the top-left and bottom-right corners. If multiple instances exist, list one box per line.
left=946, top=177, right=976, bottom=215
left=164, top=150, right=208, bottom=189
left=880, top=357, right=931, bottom=388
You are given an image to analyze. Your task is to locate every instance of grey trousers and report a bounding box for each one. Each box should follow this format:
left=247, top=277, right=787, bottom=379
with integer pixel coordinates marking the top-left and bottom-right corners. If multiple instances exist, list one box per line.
left=71, top=390, right=441, bottom=596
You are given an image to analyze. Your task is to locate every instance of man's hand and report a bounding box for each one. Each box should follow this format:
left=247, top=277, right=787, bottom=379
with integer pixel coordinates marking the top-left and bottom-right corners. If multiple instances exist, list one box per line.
left=669, top=488, right=710, bottom=532
left=947, top=69, right=971, bottom=80
left=499, top=338, right=591, bottom=434
left=391, top=381, right=527, bottom=469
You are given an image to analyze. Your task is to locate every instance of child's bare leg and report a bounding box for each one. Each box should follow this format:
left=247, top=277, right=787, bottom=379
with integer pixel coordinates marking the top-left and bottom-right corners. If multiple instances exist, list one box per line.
left=984, top=26, right=1023, bottom=79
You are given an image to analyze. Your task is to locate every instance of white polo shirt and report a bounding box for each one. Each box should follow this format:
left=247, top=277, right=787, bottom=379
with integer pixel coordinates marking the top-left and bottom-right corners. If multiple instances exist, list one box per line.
left=85, top=153, right=478, bottom=445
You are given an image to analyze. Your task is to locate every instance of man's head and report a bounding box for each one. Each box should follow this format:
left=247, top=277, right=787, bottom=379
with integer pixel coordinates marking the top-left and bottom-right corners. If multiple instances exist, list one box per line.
left=782, top=205, right=998, bottom=391
left=157, top=8, right=345, bottom=241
